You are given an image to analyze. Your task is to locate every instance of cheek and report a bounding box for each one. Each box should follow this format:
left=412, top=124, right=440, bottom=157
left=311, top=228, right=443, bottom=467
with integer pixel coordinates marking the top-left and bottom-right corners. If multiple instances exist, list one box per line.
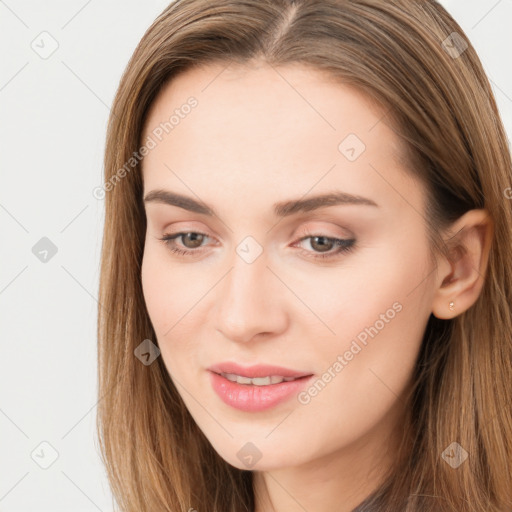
left=314, top=233, right=428, bottom=354
left=315, top=238, right=431, bottom=402
left=141, top=244, right=200, bottom=333
left=141, top=245, right=208, bottom=374
left=141, top=248, right=168, bottom=329
left=310, top=236, right=429, bottom=339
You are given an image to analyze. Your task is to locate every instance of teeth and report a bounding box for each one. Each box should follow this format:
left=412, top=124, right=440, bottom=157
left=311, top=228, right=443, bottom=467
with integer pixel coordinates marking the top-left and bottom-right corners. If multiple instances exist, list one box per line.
left=220, top=372, right=299, bottom=386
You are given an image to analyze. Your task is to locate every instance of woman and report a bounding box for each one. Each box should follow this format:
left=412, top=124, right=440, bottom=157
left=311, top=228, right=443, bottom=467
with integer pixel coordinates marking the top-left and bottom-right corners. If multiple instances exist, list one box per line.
left=96, top=0, right=512, bottom=510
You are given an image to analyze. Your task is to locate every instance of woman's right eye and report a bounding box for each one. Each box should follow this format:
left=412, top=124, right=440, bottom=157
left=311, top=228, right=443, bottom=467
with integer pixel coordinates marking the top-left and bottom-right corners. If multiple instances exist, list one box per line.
left=158, top=231, right=211, bottom=256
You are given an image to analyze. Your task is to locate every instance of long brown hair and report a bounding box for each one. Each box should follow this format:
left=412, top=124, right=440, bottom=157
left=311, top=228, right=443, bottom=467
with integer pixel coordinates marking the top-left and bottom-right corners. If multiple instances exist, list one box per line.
left=96, top=1, right=512, bottom=510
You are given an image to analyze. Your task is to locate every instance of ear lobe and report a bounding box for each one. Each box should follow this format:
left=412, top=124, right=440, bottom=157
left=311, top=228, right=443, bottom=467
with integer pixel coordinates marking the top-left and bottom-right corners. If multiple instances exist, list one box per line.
left=431, top=209, right=493, bottom=320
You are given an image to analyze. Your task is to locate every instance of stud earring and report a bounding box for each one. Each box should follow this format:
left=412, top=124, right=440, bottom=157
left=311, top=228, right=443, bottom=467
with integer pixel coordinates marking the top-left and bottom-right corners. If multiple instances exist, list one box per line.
left=449, top=301, right=455, bottom=311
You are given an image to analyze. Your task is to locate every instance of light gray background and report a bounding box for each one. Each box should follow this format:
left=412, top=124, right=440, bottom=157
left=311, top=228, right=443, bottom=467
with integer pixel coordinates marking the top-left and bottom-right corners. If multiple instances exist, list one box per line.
left=1, top=1, right=511, bottom=510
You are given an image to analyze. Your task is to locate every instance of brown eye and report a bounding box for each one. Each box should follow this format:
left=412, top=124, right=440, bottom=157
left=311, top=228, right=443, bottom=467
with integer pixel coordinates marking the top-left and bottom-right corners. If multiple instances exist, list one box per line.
left=180, top=232, right=206, bottom=249
left=159, top=231, right=212, bottom=256
left=308, top=236, right=335, bottom=253
left=294, top=233, right=356, bottom=261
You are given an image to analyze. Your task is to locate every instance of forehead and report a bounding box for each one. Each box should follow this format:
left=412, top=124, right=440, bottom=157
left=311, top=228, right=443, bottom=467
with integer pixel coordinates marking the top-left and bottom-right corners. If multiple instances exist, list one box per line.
left=140, top=61, right=419, bottom=217
left=142, top=61, right=402, bottom=161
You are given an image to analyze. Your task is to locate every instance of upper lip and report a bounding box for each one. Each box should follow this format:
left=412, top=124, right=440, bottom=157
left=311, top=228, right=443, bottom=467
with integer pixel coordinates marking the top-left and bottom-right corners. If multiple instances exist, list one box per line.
left=207, top=362, right=313, bottom=379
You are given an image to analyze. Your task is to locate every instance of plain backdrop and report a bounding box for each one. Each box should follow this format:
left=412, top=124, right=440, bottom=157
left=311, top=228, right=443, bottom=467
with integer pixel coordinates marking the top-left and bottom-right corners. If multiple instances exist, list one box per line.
left=1, top=1, right=511, bottom=510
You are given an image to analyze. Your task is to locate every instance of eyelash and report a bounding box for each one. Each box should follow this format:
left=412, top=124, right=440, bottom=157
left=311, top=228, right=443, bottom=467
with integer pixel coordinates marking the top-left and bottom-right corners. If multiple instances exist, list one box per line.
left=158, top=230, right=356, bottom=261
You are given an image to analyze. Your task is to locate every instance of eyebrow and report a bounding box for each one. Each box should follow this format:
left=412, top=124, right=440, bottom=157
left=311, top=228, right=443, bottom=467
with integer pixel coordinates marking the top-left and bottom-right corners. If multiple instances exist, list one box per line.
left=143, top=189, right=379, bottom=217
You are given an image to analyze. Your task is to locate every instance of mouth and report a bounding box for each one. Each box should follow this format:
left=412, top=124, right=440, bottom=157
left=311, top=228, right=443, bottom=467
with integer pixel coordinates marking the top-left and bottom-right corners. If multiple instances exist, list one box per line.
left=208, top=368, right=314, bottom=412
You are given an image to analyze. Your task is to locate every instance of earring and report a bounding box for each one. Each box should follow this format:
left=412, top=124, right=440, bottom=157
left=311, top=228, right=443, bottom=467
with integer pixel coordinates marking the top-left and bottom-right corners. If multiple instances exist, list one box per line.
left=449, top=301, right=455, bottom=311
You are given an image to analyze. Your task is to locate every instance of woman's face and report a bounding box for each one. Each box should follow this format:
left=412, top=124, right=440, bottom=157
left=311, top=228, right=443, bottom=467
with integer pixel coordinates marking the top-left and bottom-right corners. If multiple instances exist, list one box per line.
left=140, top=62, right=437, bottom=473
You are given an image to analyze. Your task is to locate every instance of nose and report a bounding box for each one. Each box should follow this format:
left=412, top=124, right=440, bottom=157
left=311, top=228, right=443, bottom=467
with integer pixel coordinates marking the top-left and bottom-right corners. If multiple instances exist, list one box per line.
left=215, top=252, right=288, bottom=344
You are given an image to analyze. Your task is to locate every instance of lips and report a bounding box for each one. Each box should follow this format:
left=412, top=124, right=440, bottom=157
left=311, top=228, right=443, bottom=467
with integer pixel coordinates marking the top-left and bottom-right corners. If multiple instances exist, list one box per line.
left=206, top=362, right=314, bottom=412
left=207, top=361, right=312, bottom=379
left=208, top=371, right=314, bottom=412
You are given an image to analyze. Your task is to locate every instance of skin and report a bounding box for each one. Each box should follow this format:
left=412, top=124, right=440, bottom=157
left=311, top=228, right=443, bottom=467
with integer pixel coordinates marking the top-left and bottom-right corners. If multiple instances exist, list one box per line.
left=140, top=61, right=493, bottom=512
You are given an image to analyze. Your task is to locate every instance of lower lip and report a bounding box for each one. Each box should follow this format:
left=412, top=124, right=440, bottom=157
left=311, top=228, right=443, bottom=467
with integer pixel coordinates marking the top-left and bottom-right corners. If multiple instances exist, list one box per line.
left=208, top=371, right=313, bottom=412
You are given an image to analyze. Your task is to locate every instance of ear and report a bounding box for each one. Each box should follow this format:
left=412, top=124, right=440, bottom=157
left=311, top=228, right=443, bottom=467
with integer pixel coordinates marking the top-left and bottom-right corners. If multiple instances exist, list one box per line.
left=431, top=209, right=494, bottom=319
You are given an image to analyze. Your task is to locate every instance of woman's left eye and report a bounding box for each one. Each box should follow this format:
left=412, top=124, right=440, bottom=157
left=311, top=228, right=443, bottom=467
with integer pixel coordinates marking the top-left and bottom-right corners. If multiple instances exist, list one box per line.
left=293, top=234, right=356, bottom=260
left=158, top=231, right=356, bottom=261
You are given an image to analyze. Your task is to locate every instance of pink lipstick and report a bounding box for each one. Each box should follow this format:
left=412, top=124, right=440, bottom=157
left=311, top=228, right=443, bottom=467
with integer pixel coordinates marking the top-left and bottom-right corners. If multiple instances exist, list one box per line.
left=207, top=362, right=314, bottom=412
